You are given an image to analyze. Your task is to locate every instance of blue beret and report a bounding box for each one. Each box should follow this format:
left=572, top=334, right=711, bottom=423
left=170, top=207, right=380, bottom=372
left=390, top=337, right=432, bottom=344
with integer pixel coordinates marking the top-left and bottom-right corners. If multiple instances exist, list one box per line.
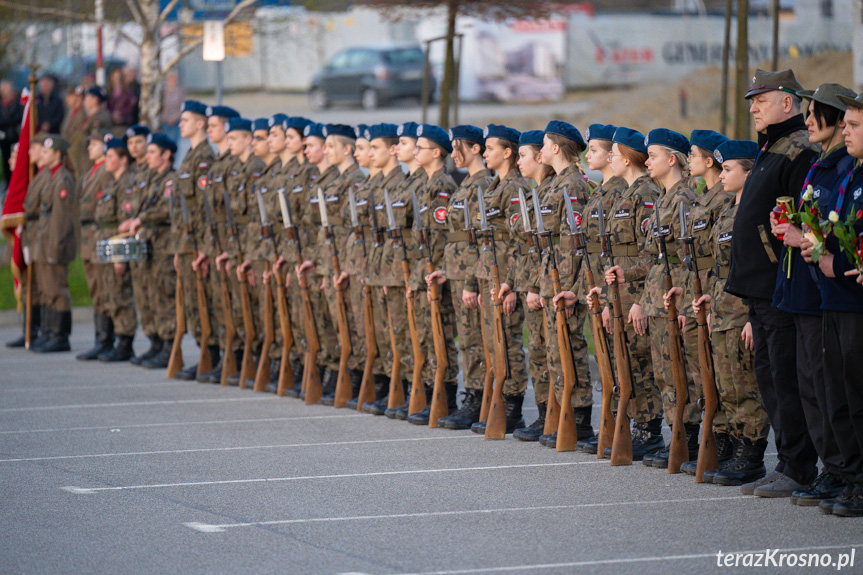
left=286, top=116, right=312, bottom=132
left=416, top=123, right=452, bottom=154
left=397, top=122, right=419, bottom=139
left=269, top=114, right=289, bottom=129
left=180, top=100, right=208, bottom=117
left=518, top=130, right=545, bottom=147
left=449, top=125, right=484, bottom=145
left=645, top=128, right=690, bottom=155
left=303, top=122, right=326, bottom=139
left=323, top=124, right=356, bottom=139
left=252, top=118, right=270, bottom=132
left=355, top=124, right=371, bottom=140
left=612, top=127, right=647, bottom=154
left=146, top=132, right=177, bottom=154
left=690, top=129, right=729, bottom=154
left=545, top=120, right=585, bottom=149
left=225, top=118, right=252, bottom=133
left=124, top=124, right=150, bottom=139
left=713, top=140, right=758, bottom=164
left=104, top=138, right=127, bottom=153
left=483, top=124, right=521, bottom=144
left=206, top=105, right=239, bottom=119
left=86, top=87, right=106, bottom=101
left=367, top=123, right=399, bottom=141
left=585, top=123, right=617, bottom=142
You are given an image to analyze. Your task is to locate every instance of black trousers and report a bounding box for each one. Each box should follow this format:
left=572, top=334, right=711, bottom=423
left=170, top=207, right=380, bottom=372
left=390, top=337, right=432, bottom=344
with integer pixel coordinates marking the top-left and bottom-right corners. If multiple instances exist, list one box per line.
left=822, top=311, right=863, bottom=490
left=748, top=298, right=817, bottom=484
left=795, top=313, right=843, bottom=475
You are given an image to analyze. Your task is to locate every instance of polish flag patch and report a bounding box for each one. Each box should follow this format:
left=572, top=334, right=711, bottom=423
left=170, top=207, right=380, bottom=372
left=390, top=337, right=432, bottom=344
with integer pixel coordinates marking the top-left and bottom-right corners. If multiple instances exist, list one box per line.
left=644, top=201, right=654, bottom=209
left=438, top=192, right=449, bottom=199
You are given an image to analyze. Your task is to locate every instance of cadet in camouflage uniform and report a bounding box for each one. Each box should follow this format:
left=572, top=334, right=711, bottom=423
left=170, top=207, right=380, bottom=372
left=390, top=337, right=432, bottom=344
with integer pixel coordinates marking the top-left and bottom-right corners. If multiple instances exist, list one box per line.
left=535, top=121, right=594, bottom=447
left=405, top=123, right=460, bottom=425
left=197, top=105, right=240, bottom=383
left=316, top=124, right=366, bottom=404
left=467, top=124, right=528, bottom=434
left=76, top=128, right=115, bottom=361
left=429, top=125, right=493, bottom=430
left=358, top=124, right=406, bottom=411
left=94, top=138, right=137, bottom=362
left=125, top=133, right=178, bottom=369
left=125, top=124, right=150, bottom=174
left=637, top=128, right=701, bottom=471
left=31, top=135, right=76, bottom=353
left=172, top=100, right=218, bottom=381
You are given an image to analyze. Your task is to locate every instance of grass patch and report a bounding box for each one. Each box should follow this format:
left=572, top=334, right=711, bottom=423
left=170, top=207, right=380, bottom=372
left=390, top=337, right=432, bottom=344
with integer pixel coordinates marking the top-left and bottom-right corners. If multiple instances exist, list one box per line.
left=0, top=256, right=92, bottom=310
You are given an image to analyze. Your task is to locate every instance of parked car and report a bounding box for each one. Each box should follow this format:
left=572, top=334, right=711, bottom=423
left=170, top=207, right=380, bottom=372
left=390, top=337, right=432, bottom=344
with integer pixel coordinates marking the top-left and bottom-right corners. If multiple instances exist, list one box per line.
left=309, top=44, right=435, bottom=111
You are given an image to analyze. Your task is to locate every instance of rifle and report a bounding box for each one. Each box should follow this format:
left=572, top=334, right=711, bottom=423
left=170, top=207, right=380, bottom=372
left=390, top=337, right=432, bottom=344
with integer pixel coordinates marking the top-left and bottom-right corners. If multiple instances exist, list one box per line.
left=533, top=191, right=562, bottom=436
left=203, top=189, right=238, bottom=386
left=479, top=186, right=510, bottom=440
left=348, top=186, right=376, bottom=408
left=656, top=199, right=689, bottom=474
left=318, top=187, right=353, bottom=408
left=599, top=199, right=635, bottom=465
left=384, top=189, right=424, bottom=414
left=225, top=185, right=256, bottom=389
left=273, top=187, right=296, bottom=396
left=466, top=196, right=495, bottom=423
left=355, top=187, right=382, bottom=411
left=252, top=186, right=276, bottom=392
left=185, top=190, right=213, bottom=376
left=680, top=201, right=717, bottom=482
left=414, top=188, right=450, bottom=427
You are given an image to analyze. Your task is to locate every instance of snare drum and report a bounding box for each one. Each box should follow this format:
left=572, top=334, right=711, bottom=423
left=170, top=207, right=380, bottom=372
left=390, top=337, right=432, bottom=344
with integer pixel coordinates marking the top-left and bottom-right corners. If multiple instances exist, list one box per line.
left=96, top=235, right=150, bottom=263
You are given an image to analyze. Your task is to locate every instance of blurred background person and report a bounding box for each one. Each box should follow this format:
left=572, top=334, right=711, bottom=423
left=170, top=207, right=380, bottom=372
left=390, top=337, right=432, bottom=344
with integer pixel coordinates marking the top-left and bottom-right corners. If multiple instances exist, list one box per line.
left=161, top=72, right=184, bottom=144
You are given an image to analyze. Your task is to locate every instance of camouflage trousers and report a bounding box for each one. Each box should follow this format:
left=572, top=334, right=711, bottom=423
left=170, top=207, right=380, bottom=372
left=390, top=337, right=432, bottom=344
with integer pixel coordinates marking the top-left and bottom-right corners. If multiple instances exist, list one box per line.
left=228, top=263, right=257, bottom=354
left=385, top=285, right=414, bottom=380
left=415, top=282, right=459, bottom=390
left=132, top=255, right=175, bottom=341
left=284, top=272, right=305, bottom=365
left=520, top=291, right=549, bottom=404
left=252, top=260, right=282, bottom=361
left=481, top=280, right=528, bottom=397
left=647, top=315, right=703, bottom=426
left=102, top=263, right=136, bottom=337
left=543, top=297, right=592, bottom=407
left=371, top=285, right=393, bottom=377
left=322, top=273, right=365, bottom=372
left=712, top=327, right=769, bottom=441
left=346, top=276, right=369, bottom=372
left=82, top=259, right=107, bottom=315
left=604, top=310, right=663, bottom=423
left=208, top=261, right=229, bottom=352
left=177, top=253, right=217, bottom=349
left=34, top=262, right=70, bottom=312
left=450, top=279, right=485, bottom=391
left=311, top=273, right=339, bottom=371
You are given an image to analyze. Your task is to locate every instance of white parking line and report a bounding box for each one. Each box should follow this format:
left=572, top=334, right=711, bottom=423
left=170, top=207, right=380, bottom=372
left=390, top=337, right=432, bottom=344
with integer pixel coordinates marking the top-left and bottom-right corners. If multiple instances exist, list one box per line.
left=183, top=496, right=746, bottom=532
left=60, top=461, right=606, bottom=494
left=0, top=413, right=361, bottom=434
left=373, top=543, right=863, bottom=574
left=2, top=434, right=481, bottom=463
left=0, top=396, right=272, bottom=413
left=0, top=381, right=181, bottom=393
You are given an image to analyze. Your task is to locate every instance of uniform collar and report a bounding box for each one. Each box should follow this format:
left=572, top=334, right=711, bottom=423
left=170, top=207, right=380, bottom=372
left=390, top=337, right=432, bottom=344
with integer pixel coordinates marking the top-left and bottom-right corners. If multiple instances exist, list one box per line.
left=757, top=114, right=807, bottom=149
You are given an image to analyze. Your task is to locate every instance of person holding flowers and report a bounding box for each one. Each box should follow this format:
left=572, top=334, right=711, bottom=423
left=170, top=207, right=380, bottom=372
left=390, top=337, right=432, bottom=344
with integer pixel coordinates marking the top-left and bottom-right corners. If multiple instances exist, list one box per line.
left=770, top=83, right=855, bottom=508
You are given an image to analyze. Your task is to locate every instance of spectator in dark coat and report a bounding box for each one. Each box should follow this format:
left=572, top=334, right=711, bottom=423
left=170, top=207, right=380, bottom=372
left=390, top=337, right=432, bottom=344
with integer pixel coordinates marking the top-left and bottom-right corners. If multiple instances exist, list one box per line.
left=36, top=75, right=64, bottom=133
left=0, top=80, right=23, bottom=179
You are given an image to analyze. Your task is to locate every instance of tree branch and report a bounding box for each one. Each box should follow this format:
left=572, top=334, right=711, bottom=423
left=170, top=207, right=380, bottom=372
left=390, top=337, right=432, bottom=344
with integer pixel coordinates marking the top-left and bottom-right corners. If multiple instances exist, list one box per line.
left=123, top=0, right=148, bottom=33
left=157, top=0, right=183, bottom=28
left=223, top=0, right=259, bottom=26
left=0, top=0, right=95, bottom=22
left=106, top=23, right=142, bottom=48
left=161, top=37, right=203, bottom=75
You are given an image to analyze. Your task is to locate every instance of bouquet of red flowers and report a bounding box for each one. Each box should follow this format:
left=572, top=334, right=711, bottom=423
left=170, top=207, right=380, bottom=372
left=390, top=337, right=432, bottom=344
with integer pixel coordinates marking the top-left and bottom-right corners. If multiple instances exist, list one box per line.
left=829, top=207, right=863, bottom=273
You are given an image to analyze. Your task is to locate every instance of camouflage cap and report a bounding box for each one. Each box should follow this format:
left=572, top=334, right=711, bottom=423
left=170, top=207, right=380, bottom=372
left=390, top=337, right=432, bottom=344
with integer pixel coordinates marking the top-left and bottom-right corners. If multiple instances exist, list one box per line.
left=798, top=83, right=857, bottom=112
left=745, top=68, right=804, bottom=99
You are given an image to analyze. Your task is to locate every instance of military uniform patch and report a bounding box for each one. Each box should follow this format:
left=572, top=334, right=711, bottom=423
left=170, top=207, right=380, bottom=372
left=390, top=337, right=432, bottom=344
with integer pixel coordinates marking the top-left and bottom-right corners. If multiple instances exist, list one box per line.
left=434, top=207, right=447, bottom=223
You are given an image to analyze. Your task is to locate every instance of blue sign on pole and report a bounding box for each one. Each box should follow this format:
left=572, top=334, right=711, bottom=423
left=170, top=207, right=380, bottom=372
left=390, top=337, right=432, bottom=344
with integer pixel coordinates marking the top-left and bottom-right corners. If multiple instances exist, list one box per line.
left=161, top=0, right=292, bottom=22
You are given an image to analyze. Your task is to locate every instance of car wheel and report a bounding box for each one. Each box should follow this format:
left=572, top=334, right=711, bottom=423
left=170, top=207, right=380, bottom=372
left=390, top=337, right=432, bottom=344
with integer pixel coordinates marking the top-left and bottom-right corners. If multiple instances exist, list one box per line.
left=309, top=88, right=328, bottom=111
left=361, top=88, right=379, bottom=111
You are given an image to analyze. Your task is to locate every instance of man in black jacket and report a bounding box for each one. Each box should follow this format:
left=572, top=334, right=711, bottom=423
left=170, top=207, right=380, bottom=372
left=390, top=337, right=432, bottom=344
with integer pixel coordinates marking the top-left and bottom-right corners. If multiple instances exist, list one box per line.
left=726, top=69, right=819, bottom=498
left=36, top=75, right=64, bottom=134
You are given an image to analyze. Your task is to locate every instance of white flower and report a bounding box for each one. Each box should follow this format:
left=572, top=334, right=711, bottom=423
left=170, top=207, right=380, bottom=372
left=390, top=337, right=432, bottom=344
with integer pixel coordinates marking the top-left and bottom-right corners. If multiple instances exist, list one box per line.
left=802, top=185, right=814, bottom=202
left=829, top=211, right=840, bottom=223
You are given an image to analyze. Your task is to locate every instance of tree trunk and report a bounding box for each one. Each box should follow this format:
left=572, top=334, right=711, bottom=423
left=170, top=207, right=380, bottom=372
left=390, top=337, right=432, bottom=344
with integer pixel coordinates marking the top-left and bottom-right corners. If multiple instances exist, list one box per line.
left=138, top=0, right=163, bottom=130
left=734, top=0, right=750, bottom=139
left=771, top=0, right=780, bottom=70
left=437, top=0, right=457, bottom=130
left=720, top=0, right=732, bottom=134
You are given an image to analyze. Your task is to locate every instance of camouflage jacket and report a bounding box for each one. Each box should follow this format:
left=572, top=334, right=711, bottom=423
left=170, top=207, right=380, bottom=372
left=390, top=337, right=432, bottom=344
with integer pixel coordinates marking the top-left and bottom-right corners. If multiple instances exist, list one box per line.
left=223, top=154, right=265, bottom=265
left=474, top=169, right=526, bottom=286
left=444, top=168, right=493, bottom=291
left=35, top=165, right=77, bottom=266
left=274, top=158, right=314, bottom=266
left=638, top=179, right=697, bottom=317
left=408, top=167, right=457, bottom=292
left=366, top=167, right=406, bottom=287
left=118, top=162, right=149, bottom=224
left=316, top=162, right=365, bottom=279
left=380, top=166, right=425, bottom=288
left=171, top=139, right=215, bottom=255
left=342, top=170, right=379, bottom=277
left=78, top=161, right=112, bottom=261
left=709, top=201, right=748, bottom=331
left=203, top=149, right=236, bottom=260
left=247, top=157, right=283, bottom=263
left=138, top=167, right=176, bottom=255
left=504, top=178, right=540, bottom=294
left=94, top=170, right=134, bottom=242
left=574, top=175, right=627, bottom=302
left=524, top=177, right=554, bottom=294
left=301, top=164, right=340, bottom=274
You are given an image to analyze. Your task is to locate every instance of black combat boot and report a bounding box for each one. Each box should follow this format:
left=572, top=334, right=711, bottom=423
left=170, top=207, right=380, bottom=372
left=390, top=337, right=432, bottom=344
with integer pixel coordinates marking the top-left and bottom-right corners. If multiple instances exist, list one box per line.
left=575, top=406, right=594, bottom=440
left=143, top=340, right=172, bottom=369
left=344, top=370, right=364, bottom=409
left=175, top=362, right=199, bottom=381
left=98, top=334, right=135, bottom=362
left=502, top=394, right=526, bottom=434
left=712, top=438, right=768, bottom=486
left=7, top=304, right=41, bottom=349
left=285, top=360, right=304, bottom=397
left=579, top=436, right=599, bottom=454
left=685, top=432, right=735, bottom=479
left=29, top=308, right=52, bottom=353
left=197, top=346, right=222, bottom=383
left=264, top=359, right=281, bottom=393
left=131, top=336, right=162, bottom=366
left=513, top=402, right=546, bottom=441
left=225, top=350, right=246, bottom=386
left=33, top=309, right=71, bottom=353
left=407, top=385, right=435, bottom=425
left=439, top=388, right=482, bottom=430
left=385, top=378, right=411, bottom=419
left=793, top=471, right=848, bottom=507
left=76, top=312, right=113, bottom=360
left=472, top=419, right=487, bottom=434
left=319, top=368, right=339, bottom=405
left=363, top=374, right=389, bottom=414
left=820, top=484, right=855, bottom=515
left=651, top=423, right=699, bottom=470
left=832, top=491, right=863, bottom=517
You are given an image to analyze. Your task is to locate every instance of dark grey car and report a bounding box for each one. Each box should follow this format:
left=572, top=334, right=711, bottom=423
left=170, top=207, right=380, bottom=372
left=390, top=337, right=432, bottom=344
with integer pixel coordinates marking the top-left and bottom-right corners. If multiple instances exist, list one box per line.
left=309, top=44, right=434, bottom=111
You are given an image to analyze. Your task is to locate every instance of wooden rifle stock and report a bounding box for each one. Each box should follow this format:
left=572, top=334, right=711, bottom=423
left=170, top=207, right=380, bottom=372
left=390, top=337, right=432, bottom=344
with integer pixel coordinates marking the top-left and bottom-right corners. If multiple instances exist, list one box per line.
left=167, top=274, right=185, bottom=378
left=608, top=277, right=634, bottom=465
left=332, top=250, right=353, bottom=408
left=484, top=232, right=509, bottom=440
left=298, top=264, right=322, bottom=404
left=539, top=234, right=561, bottom=437
left=403, top=257, right=427, bottom=415
left=583, top=259, right=616, bottom=457
left=237, top=269, right=256, bottom=389
left=274, top=262, right=294, bottom=396
left=218, top=263, right=238, bottom=386
left=253, top=274, right=275, bottom=392
left=195, top=262, right=213, bottom=376
left=385, top=298, right=401, bottom=406
left=663, top=252, right=689, bottom=474
left=427, top=258, right=450, bottom=427
left=690, top=259, right=717, bottom=482
left=477, top=298, right=495, bottom=422
left=357, top=283, right=378, bottom=411
left=551, top=262, right=578, bottom=452
left=25, top=265, right=32, bottom=349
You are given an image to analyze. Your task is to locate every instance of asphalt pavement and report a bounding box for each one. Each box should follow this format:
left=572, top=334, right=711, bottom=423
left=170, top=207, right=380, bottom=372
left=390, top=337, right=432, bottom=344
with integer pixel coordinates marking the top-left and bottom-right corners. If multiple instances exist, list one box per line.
left=1, top=323, right=862, bottom=575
